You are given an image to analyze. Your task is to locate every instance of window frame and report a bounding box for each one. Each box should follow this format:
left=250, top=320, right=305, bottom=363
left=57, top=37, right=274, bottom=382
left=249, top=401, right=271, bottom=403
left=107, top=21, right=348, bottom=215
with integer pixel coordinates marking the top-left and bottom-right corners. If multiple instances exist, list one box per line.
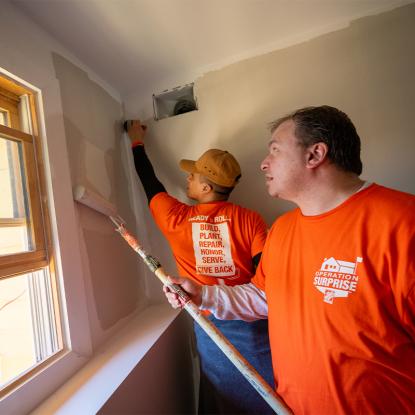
left=0, top=79, right=64, bottom=394
left=0, top=69, right=92, bottom=413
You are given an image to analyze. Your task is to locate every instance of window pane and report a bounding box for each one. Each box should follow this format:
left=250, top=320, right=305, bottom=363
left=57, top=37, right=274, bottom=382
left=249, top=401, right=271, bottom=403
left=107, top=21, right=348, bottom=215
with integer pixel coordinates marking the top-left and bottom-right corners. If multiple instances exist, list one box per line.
left=0, top=269, right=59, bottom=389
left=0, top=110, right=8, bottom=127
left=0, top=225, right=29, bottom=255
left=0, top=136, right=33, bottom=255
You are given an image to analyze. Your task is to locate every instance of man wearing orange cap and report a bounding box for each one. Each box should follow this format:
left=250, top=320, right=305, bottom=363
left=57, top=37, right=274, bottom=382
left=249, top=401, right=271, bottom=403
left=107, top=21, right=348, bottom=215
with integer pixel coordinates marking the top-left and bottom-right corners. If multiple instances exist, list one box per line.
left=127, top=120, right=274, bottom=415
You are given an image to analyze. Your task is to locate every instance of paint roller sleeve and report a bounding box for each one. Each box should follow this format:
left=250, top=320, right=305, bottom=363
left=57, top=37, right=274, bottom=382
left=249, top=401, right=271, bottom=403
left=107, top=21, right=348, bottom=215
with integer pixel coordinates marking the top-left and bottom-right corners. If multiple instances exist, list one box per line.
left=73, top=185, right=118, bottom=217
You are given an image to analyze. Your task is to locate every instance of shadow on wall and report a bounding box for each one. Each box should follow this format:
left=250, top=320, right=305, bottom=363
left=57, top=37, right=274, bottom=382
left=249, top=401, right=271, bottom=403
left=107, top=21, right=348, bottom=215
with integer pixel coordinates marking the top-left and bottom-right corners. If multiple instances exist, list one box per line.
left=98, top=312, right=198, bottom=415
left=78, top=202, right=144, bottom=329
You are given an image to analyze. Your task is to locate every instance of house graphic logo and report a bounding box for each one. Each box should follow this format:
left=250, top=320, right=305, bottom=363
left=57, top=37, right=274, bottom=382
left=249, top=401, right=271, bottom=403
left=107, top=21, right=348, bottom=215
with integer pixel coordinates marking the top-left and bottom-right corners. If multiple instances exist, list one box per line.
left=313, top=256, right=363, bottom=304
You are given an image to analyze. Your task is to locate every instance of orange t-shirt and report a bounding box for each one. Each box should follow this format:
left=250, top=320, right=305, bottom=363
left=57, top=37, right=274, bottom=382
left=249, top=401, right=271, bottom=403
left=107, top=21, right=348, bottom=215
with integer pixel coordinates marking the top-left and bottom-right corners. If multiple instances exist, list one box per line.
left=150, top=192, right=267, bottom=286
left=253, top=184, right=415, bottom=414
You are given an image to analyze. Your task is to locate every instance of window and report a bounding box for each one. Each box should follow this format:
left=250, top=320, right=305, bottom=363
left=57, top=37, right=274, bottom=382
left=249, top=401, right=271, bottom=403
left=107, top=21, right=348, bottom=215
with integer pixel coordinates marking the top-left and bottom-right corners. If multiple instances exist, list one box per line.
left=0, top=75, right=62, bottom=395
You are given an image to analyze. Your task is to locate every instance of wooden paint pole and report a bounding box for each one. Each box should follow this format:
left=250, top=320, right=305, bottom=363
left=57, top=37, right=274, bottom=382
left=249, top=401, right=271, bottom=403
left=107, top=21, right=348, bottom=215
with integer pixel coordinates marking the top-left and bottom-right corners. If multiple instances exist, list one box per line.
left=111, top=218, right=292, bottom=415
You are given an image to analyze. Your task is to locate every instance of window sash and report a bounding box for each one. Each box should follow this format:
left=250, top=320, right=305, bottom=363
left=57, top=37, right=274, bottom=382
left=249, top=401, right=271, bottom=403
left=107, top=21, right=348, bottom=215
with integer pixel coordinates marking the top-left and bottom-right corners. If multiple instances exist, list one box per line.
left=0, top=124, right=47, bottom=277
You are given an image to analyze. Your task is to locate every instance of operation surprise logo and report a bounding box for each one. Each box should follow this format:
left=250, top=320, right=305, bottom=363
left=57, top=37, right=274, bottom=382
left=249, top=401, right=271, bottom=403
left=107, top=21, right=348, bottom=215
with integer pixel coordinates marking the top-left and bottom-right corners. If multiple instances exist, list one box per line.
left=314, top=256, right=363, bottom=304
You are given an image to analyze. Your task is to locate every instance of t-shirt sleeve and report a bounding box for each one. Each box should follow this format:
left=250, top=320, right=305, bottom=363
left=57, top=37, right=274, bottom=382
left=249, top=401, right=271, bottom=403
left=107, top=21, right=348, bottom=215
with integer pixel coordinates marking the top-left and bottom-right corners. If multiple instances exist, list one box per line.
left=252, top=256, right=266, bottom=291
left=392, top=203, right=415, bottom=340
left=399, top=218, right=415, bottom=340
left=149, top=192, right=187, bottom=234
left=404, top=285, right=415, bottom=340
left=251, top=223, right=275, bottom=291
left=250, top=213, right=268, bottom=258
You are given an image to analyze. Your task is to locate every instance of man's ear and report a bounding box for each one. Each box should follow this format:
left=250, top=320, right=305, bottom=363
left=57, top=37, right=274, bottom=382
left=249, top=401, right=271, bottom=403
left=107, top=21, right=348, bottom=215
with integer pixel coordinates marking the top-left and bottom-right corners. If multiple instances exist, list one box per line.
left=306, top=142, right=328, bottom=169
left=201, top=182, right=213, bottom=194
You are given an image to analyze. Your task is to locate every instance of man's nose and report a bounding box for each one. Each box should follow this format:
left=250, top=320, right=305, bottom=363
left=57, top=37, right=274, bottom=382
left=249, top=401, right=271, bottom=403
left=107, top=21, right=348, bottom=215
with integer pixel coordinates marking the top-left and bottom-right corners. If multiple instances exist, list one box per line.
left=260, top=158, right=268, bottom=171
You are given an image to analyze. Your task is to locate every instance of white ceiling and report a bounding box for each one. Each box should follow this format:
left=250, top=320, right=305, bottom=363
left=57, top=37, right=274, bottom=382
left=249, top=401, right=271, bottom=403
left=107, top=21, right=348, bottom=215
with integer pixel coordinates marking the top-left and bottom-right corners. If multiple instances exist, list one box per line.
left=12, top=0, right=413, bottom=101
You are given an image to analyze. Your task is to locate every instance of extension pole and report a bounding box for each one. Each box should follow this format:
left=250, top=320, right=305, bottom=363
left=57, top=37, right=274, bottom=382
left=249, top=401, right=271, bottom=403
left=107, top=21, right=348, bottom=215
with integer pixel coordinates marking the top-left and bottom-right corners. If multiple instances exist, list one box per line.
left=110, top=217, right=291, bottom=415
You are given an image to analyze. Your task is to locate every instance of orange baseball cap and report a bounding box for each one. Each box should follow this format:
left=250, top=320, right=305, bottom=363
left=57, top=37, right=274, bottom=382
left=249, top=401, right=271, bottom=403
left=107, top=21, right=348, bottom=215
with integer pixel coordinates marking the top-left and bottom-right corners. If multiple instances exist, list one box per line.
left=179, top=149, right=241, bottom=187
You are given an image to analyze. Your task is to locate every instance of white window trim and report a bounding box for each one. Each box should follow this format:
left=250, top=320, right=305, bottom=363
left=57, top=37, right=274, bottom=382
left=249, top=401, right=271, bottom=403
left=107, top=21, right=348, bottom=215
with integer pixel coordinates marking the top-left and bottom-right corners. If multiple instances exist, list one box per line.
left=0, top=69, right=93, bottom=413
left=32, top=304, right=179, bottom=414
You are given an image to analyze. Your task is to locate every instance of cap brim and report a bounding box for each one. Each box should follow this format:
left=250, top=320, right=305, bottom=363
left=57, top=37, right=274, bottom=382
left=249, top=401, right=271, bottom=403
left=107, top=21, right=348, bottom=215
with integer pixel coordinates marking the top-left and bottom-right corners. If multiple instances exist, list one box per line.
left=179, top=159, right=197, bottom=173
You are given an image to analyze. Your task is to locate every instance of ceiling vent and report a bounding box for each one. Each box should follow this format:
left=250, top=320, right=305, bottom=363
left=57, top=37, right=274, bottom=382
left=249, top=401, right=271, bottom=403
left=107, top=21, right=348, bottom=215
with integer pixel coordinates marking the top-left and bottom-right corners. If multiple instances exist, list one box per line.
left=153, top=83, right=197, bottom=120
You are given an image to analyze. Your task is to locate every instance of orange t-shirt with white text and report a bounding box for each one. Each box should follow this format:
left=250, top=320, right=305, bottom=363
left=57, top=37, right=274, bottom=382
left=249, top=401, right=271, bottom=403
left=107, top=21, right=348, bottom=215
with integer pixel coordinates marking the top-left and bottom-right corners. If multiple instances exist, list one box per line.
left=150, top=192, right=267, bottom=286
left=253, top=184, right=415, bottom=414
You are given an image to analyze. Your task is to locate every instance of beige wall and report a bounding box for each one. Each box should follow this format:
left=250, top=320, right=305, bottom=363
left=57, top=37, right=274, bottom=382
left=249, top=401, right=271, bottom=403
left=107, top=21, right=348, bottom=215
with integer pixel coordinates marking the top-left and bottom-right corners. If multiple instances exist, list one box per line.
left=128, top=3, right=415, bottom=226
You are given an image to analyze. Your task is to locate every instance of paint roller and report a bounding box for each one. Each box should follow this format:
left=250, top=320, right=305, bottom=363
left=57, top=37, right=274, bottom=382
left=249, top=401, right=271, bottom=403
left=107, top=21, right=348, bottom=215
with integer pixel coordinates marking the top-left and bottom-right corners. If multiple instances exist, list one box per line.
left=73, top=185, right=125, bottom=224
left=73, top=185, right=291, bottom=415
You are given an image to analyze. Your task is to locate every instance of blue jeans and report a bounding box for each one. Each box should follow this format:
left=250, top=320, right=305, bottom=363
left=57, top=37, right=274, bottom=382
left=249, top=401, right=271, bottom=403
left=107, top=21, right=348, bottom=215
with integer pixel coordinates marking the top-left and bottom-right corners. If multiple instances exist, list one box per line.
left=194, top=316, right=274, bottom=415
